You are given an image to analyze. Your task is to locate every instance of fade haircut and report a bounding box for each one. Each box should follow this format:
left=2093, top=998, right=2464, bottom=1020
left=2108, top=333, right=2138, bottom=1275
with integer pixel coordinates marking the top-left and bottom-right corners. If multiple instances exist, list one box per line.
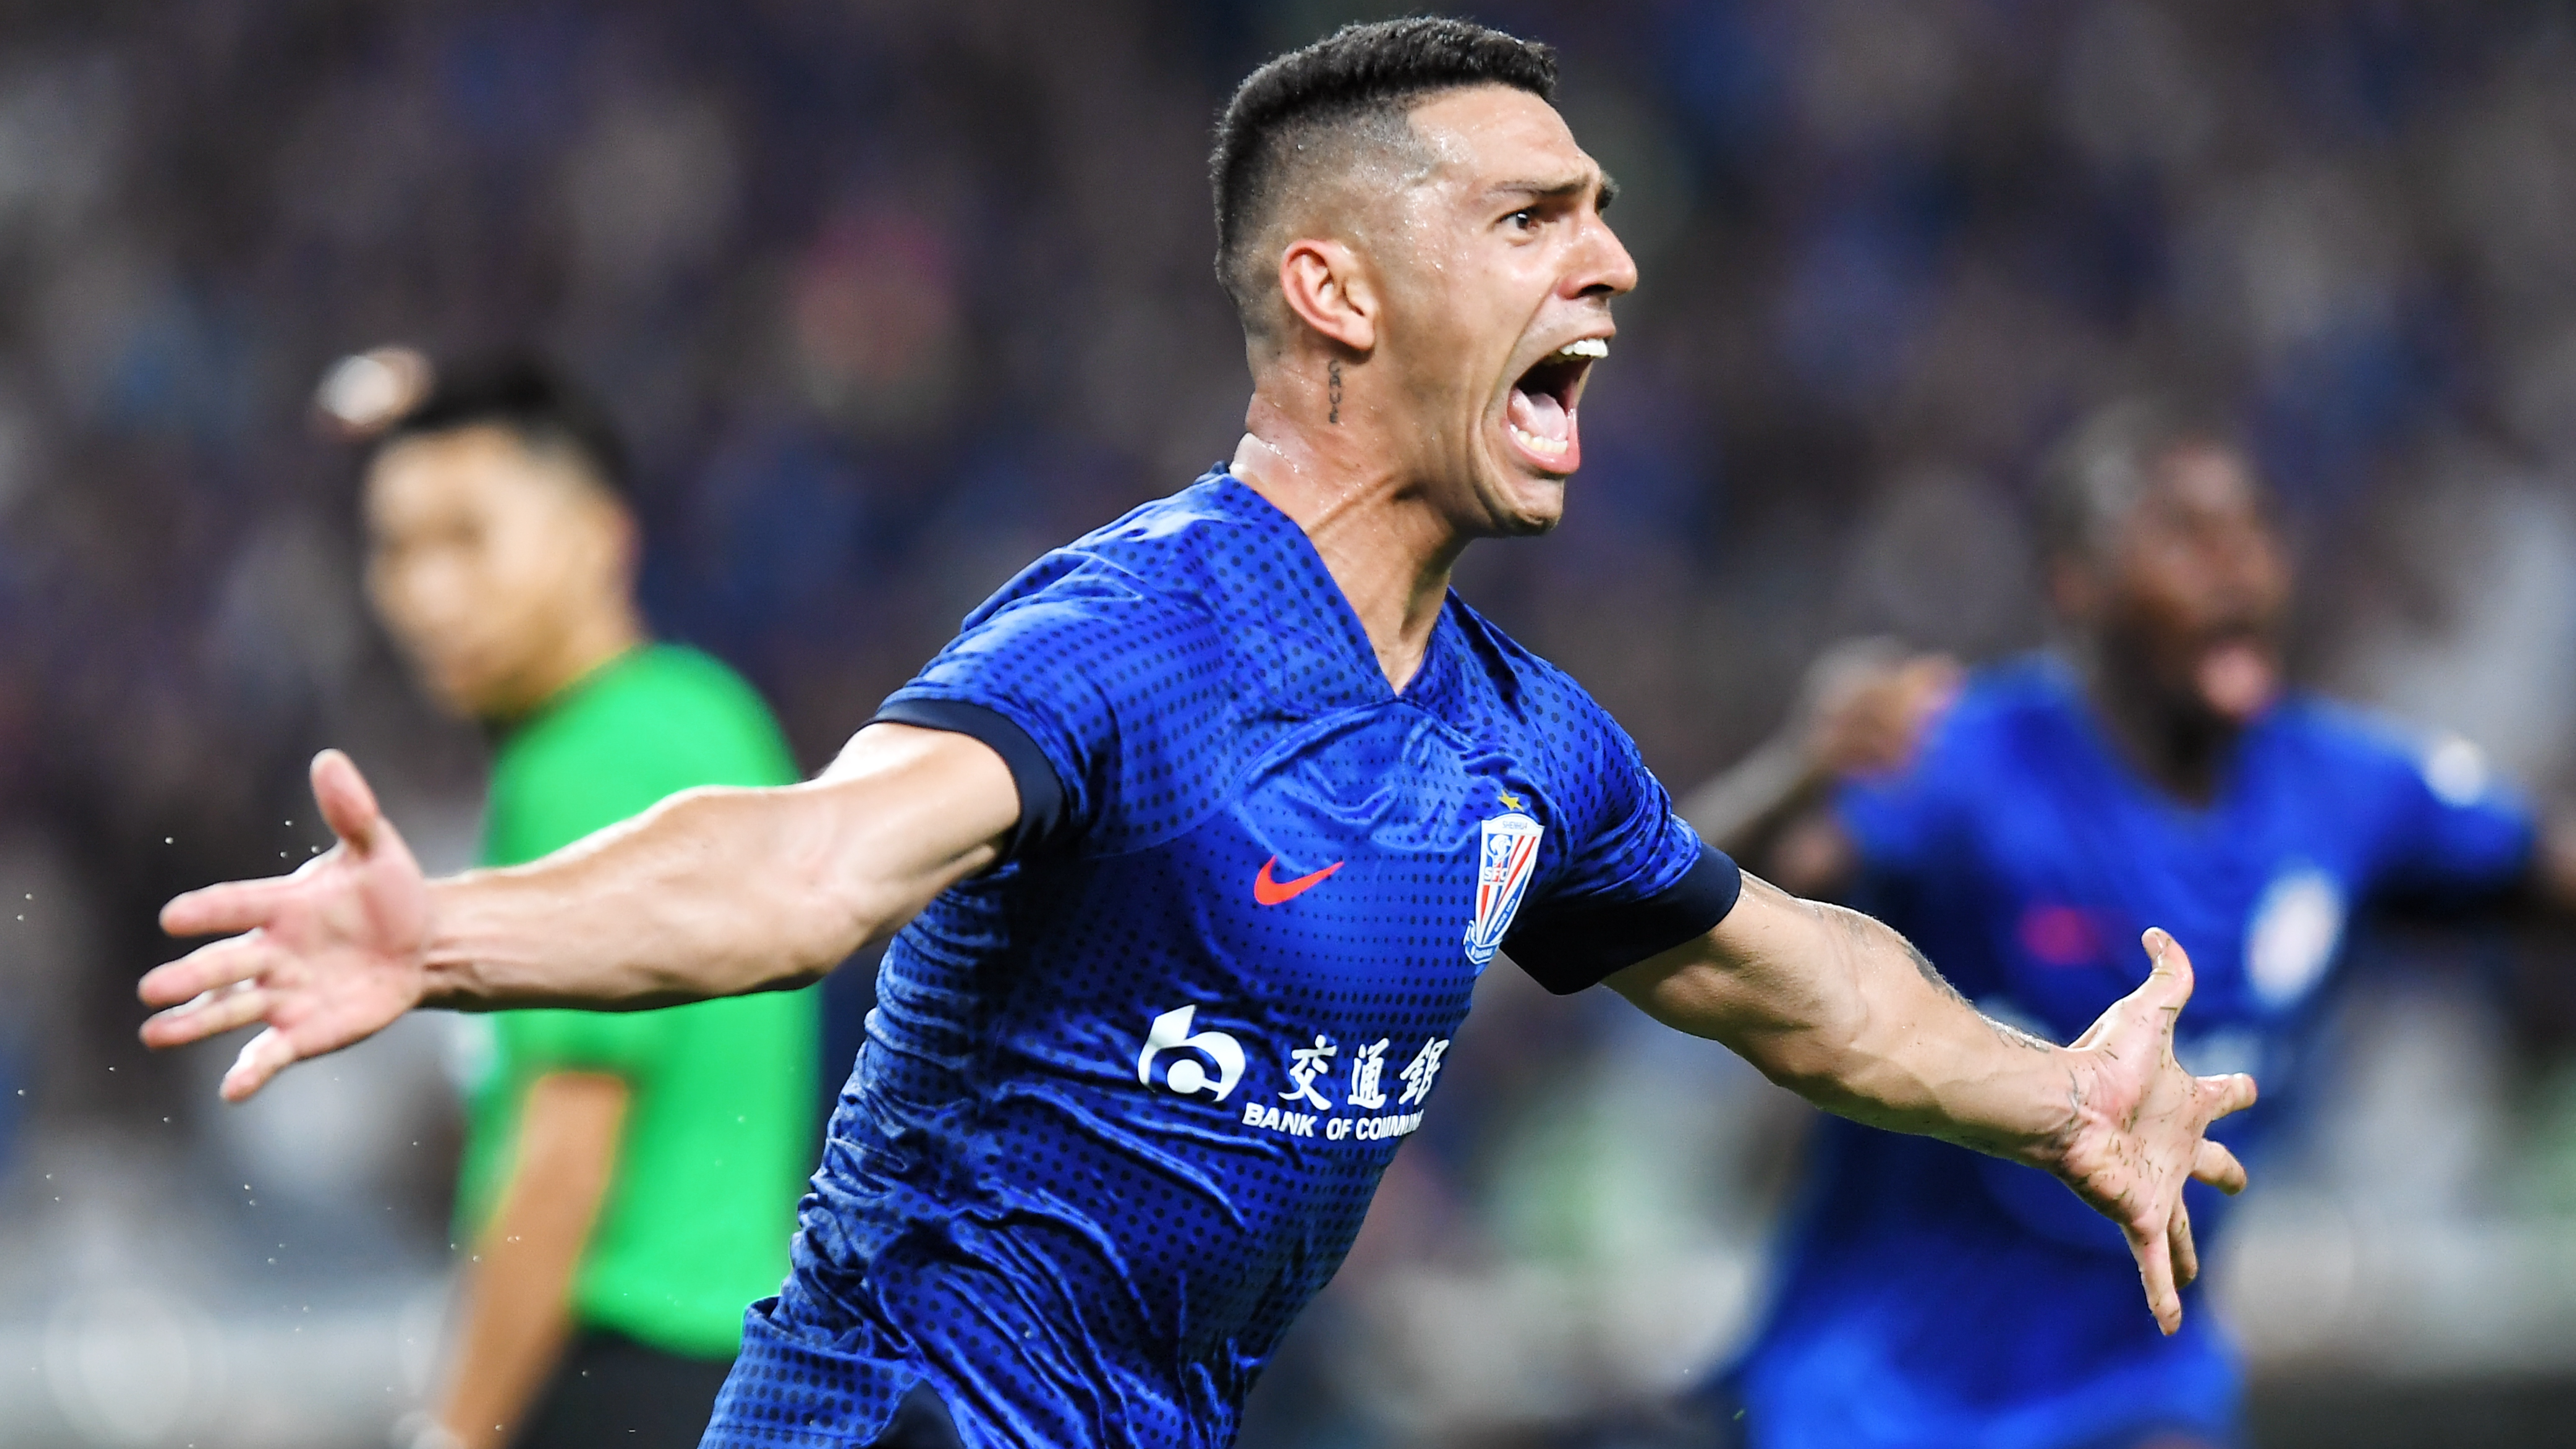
left=1210, top=17, right=1558, bottom=338
left=372, top=353, right=632, bottom=501
left=2038, top=397, right=2244, bottom=563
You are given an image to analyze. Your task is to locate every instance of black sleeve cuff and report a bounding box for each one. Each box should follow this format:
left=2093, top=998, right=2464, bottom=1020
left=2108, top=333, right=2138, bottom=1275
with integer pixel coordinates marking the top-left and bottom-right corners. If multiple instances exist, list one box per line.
left=1504, top=841, right=1744, bottom=995
left=870, top=698, right=1069, bottom=862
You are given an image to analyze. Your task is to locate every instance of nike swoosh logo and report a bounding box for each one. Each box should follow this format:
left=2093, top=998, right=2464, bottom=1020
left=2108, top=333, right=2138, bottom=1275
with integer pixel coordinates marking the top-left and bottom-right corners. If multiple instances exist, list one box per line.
left=1253, top=855, right=1343, bottom=905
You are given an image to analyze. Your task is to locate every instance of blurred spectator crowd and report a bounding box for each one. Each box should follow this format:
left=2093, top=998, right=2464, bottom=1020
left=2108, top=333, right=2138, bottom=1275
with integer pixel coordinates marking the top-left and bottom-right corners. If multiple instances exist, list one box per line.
left=8, top=1, right=2576, bottom=1444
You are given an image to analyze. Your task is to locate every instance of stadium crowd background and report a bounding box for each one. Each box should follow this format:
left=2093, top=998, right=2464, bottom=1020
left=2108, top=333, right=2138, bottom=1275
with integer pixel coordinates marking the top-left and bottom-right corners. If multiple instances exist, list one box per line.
left=4, top=0, right=2576, bottom=1444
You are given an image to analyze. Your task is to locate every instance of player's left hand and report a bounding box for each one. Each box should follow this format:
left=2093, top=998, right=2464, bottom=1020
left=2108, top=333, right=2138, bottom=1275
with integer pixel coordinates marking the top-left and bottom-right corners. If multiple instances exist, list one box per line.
left=2045, top=927, right=2257, bottom=1335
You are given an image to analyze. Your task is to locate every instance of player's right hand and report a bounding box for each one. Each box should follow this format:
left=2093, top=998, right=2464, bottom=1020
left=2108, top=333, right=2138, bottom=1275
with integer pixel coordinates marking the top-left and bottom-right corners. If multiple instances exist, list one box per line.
left=139, top=748, right=431, bottom=1102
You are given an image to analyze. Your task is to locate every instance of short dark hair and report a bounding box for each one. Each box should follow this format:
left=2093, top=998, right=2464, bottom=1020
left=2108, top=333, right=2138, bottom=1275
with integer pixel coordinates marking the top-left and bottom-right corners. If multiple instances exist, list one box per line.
left=2038, top=397, right=2243, bottom=561
left=1210, top=17, right=1558, bottom=332
left=372, top=354, right=631, bottom=499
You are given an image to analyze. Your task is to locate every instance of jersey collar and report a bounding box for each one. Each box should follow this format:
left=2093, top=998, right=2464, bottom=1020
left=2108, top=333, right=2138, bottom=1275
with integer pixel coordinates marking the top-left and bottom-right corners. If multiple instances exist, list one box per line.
left=1197, top=467, right=1463, bottom=712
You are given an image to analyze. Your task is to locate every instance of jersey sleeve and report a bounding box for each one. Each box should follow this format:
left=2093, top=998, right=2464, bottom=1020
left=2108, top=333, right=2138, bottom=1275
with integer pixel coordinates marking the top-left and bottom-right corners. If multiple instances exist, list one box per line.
left=871, top=558, right=1224, bottom=860
left=1503, top=690, right=1742, bottom=995
left=2366, top=729, right=2536, bottom=901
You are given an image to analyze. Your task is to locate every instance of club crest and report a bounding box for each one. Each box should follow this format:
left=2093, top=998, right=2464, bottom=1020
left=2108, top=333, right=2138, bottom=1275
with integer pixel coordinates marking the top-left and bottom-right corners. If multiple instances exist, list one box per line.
left=1464, top=809, right=1544, bottom=969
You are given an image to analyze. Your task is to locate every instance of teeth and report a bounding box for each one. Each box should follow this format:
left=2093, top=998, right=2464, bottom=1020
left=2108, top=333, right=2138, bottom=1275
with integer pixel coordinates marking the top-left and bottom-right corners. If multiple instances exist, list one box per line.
left=1555, top=338, right=1608, bottom=361
left=1509, top=425, right=1570, bottom=458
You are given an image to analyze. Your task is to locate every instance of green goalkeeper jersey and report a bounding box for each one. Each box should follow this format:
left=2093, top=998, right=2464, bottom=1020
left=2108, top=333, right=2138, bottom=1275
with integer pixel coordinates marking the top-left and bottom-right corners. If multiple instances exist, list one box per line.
left=453, top=644, right=815, bottom=1360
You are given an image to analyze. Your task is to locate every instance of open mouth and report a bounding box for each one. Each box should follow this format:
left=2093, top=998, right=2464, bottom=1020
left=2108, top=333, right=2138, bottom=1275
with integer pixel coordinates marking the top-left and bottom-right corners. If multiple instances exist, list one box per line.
left=2192, top=634, right=2279, bottom=723
left=1505, top=337, right=1605, bottom=471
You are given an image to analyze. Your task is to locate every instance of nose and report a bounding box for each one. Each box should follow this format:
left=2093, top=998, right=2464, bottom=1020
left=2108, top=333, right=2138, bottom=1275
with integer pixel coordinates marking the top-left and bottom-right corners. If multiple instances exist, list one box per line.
left=1572, top=211, right=1639, bottom=300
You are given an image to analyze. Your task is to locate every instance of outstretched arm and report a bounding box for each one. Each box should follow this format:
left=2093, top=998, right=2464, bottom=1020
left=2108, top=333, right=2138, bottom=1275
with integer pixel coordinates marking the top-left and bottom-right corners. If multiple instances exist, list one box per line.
left=1608, top=874, right=2256, bottom=1334
left=140, top=722, right=1018, bottom=1100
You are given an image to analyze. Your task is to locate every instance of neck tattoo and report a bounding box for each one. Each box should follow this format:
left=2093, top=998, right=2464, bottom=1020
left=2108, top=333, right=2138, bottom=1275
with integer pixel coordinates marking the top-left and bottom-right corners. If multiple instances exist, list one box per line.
left=1328, top=359, right=1342, bottom=425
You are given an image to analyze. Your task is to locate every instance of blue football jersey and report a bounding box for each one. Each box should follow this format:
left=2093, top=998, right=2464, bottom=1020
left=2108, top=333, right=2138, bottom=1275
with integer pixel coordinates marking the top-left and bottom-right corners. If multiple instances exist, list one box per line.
left=706, top=470, right=1737, bottom=1448
left=1728, top=657, right=2532, bottom=1449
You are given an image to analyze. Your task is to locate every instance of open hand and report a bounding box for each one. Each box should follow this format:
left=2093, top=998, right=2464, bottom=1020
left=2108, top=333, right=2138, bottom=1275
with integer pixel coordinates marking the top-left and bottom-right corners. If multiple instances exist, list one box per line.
left=139, top=749, right=432, bottom=1101
left=2047, top=927, right=2258, bottom=1334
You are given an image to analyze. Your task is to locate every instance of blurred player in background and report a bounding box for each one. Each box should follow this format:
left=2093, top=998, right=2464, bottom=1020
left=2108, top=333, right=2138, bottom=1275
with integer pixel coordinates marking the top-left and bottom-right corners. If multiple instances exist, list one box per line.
left=144, top=26, right=2255, bottom=1449
left=337, top=354, right=816, bottom=1449
left=1686, top=398, right=2576, bottom=1449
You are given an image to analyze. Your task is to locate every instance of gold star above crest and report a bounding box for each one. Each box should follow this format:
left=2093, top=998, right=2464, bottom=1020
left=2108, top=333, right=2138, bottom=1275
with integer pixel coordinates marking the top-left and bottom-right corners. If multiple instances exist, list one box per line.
left=1498, top=790, right=1525, bottom=811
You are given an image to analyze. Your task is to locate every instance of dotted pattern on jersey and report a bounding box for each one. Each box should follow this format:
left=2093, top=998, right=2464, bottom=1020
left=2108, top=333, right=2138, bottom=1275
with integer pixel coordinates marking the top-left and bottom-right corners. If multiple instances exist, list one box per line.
left=705, top=472, right=1709, bottom=1449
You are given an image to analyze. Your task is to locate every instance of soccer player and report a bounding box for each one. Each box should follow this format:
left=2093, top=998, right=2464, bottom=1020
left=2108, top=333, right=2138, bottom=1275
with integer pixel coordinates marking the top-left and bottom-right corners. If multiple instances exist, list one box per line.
left=144, top=24, right=2254, bottom=1449
left=352, top=358, right=815, bottom=1449
left=1689, top=400, right=2576, bottom=1449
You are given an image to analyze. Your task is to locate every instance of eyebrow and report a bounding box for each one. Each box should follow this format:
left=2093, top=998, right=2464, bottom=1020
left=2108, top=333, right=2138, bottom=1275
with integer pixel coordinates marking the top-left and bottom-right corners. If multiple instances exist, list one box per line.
left=1489, top=172, right=1621, bottom=209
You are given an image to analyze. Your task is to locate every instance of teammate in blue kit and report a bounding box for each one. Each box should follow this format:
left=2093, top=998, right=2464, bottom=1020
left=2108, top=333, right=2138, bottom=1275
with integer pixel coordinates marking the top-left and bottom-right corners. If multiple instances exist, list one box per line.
left=1687, top=399, right=2576, bottom=1449
left=140, top=23, right=2256, bottom=1449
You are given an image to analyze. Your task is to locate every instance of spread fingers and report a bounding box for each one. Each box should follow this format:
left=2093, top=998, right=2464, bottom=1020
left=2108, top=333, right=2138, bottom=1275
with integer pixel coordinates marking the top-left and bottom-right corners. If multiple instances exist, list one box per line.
left=2136, top=928, right=2198, bottom=1009
left=219, top=1028, right=301, bottom=1103
left=2192, top=1137, right=2248, bottom=1196
left=161, top=878, right=296, bottom=940
left=2169, top=1197, right=2200, bottom=1290
left=140, top=981, right=270, bottom=1050
left=2200, top=1070, right=2259, bottom=1124
left=138, top=936, right=271, bottom=1011
left=2131, top=1217, right=2182, bottom=1336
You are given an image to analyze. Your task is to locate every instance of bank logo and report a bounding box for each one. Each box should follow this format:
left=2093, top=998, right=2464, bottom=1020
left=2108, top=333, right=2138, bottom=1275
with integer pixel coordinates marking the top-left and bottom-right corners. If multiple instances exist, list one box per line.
left=1137, top=1005, right=1246, bottom=1101
left=1464, top=809, right=1544, bottom=969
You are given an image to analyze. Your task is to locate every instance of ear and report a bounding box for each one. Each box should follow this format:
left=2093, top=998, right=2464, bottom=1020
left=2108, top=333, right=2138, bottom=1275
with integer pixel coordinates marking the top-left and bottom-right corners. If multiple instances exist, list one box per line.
left=1277, top=238, right=1377, bottom=353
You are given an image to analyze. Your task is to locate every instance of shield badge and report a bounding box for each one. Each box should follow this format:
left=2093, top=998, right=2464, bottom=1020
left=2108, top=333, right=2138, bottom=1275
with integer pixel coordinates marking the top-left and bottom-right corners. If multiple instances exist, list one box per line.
left=1464, top=810, right=1544, bottom=970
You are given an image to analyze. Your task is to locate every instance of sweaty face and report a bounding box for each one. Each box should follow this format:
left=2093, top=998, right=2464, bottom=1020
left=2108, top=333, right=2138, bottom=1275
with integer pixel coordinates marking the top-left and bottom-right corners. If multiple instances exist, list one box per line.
left=2084, top=444, right=2292, bottom=728
left=1368, top=86, right=1636, bottom=535
left=363, top=426, right=629, bottom=720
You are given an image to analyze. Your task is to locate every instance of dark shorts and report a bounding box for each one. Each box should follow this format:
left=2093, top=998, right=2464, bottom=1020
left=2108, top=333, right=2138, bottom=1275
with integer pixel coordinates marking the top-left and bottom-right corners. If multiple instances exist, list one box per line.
left=701, top=1286, right=976, bottom=1449
left=515, top=1328, right=962, bottom=1449
left=514, top=1328, right=734, bottom=1449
